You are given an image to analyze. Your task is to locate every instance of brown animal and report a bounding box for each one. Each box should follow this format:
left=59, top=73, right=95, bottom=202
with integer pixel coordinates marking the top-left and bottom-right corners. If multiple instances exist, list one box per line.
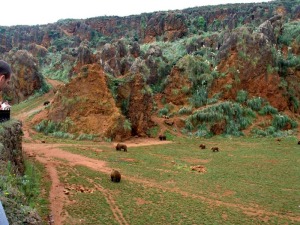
left=116, top=143, right=127, bottom=152
left=298, top=141, right=300, bottom=145
left=211, top=147, right=219, bottom=152
left=159, top=134, right=166, bottom=141
left=43, top=100, right=50, bottom=106
left=199, top=144, right=206, bottom=149
left=111, top=170, right=121, bottom=182
left=276, top=138, right=281, bottom=142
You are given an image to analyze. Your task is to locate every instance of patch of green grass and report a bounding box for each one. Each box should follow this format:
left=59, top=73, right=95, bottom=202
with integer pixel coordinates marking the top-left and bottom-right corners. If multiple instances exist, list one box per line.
left=26, top=160, right=51, bottom=220
left=11, top=87, right=52, bottom=117
left=59, top=136, right=300, bottom=224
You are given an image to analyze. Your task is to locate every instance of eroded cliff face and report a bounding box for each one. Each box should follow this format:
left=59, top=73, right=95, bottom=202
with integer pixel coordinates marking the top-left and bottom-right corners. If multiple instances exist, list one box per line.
left=47, top=64, right=131, bottom=140
left=163, top=66, right=192, bottom=106
left=210, top=14, right=297, bottom=112
left=0, top=1, right=299, bottom=139
left=2, top=50, right=43, bottom=104
left=126, top=74, right=154, bottom=136
left=0, top=1, right=280, bottom=53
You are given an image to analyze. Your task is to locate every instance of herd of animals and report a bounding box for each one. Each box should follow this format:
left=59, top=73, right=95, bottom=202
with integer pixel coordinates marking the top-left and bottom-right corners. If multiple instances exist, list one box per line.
left=111, top=137, right=300, bottom=183
left=111, top=135, right=223, bottom=182
left=42, top=101, right=300, bottom=183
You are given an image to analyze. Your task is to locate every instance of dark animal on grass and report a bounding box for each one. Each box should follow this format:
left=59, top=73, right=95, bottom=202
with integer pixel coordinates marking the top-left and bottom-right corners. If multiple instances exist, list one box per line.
left=298, top=141, right=300, bottom=145
left=159, top=135, right=166, bottom=141
left=116, top=143, right=127, bottom=152
left=111, top=170, right=121, bottom=182
left=211, top=147, right=219, bottom=152
left=199, top=144, right=206, bottom=149
left=43, top=100, right=50, bottom=106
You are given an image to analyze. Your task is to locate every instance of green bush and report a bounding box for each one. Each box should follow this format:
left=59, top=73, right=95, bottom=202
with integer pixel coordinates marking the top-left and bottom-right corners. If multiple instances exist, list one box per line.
left=258, top=105, right=278, bottom=115
left=207, top=92, right=222, bottom=105
left=278, top=21, right=300, bottom=45
left=236, top=90, right=248, bottom=103
left=76, top=134, right=97, bottom=141
left=35, top=119, right=76, bottom=138
left=186, top=101, right=255, bottom=136
left=194, top=124, right=210, bottom=137
left=158, top=108, right=169, bottom=116
left=189, top=87, right=208, bottom=107
left=123, top=119, right=132, bottom=131
left=178, top=106, right=192, bottom=115
left=272, top=114, right=297, bottom=130
left=246, top=97, right=264, bottom=111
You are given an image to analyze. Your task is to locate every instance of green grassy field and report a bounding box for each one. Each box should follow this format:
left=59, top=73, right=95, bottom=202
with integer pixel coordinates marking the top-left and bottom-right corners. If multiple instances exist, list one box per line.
left=11, top=91, right=300, bottom=224
left=58, top=136, right=300, bottom=224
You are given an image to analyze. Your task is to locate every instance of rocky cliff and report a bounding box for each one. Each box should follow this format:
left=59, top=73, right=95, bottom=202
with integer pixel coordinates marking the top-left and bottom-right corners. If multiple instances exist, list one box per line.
left=1, top=0, right=299, bottom=139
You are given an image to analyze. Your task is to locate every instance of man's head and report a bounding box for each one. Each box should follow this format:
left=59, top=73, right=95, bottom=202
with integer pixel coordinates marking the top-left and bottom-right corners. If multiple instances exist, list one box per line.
left=0, top=60, right=12, bottom=90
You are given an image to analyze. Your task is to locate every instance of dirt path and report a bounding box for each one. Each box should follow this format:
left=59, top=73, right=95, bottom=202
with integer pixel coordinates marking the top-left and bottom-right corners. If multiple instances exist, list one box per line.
left=16, top=79, right=300, bottom=224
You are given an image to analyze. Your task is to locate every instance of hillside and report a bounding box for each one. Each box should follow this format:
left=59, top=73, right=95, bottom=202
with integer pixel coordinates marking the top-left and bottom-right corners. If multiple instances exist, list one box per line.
left=1, top=0, right=300, bottom=140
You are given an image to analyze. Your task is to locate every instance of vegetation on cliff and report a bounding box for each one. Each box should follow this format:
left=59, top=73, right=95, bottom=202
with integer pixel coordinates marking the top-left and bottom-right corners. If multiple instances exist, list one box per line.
left=0, top=0, right=299, bottom=140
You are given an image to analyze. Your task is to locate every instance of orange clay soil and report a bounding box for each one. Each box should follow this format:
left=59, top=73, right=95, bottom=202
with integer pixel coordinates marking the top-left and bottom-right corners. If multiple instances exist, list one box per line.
left=14, top=79, right=300, bottom=225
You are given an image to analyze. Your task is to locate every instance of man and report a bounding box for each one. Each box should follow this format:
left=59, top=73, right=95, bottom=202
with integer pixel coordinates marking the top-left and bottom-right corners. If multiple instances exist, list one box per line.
left=0, top=60, right=12, bottom=90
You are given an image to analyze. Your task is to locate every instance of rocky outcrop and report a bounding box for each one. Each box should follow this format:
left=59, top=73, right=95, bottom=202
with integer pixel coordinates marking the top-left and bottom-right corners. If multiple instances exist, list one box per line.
left=100, top=43, right=121, bottom=76
left=0, top=1, right=289, bottom=54
left=212, top=23, right=289, bottom=111
left=258, top=15, right=282, bottom=44
left=163, top=66, right=192, bottom=106
left=2, top=50, right=43, bottom=104
left=127, top=74, right=154, bottom=136
left=48, top=64, right=131, bottom=140
left=99, top=40, right=140, bottom=77
left=0, top=120, right=23, bottom=174
left=144, top=12, right=187, bottom=42
left=77, top=40, right=94, bottom=66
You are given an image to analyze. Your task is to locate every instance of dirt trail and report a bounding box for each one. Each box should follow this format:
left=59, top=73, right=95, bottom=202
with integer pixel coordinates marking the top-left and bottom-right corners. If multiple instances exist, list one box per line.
left=16, top=79, right=300, bottom=224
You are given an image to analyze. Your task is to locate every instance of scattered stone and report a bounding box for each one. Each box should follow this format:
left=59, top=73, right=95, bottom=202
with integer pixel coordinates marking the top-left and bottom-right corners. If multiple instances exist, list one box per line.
left=190, top=165, right=207, bottom=173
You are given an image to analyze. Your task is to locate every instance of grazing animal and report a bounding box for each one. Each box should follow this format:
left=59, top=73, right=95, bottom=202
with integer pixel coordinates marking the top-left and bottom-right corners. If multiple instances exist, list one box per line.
left=298, top=141, right=300, bottom=145
left=276, top=138, right=281, bottom=142
left=211, top=147, right=219, bottom=152
left=116, top=143, right=127, bottom=152
left=159, top=134, right=166, bottom=141
left=199, top=144, right=206, bottom=149
left=111, top=170, right=121, bottom=182
left=44, top=100, right=50, bottom=106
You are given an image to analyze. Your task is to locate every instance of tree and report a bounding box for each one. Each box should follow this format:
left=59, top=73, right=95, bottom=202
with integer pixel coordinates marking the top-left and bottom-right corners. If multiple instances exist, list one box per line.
left=198, top=16, right=207, bottom=31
